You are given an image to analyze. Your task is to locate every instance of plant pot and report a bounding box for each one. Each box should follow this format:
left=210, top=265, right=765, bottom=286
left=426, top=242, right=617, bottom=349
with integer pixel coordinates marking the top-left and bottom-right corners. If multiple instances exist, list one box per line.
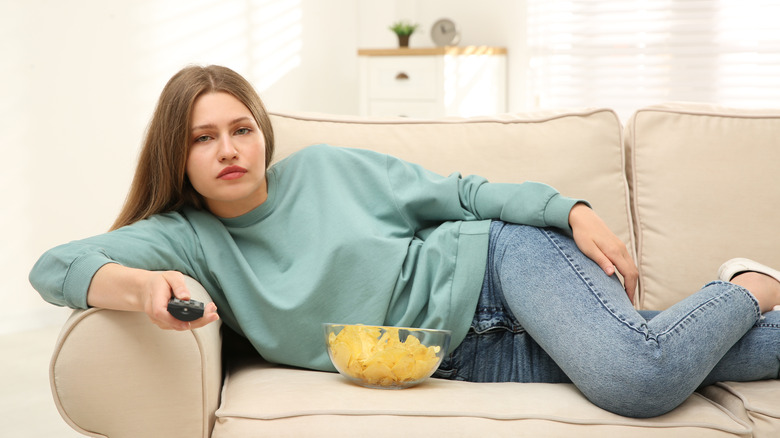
left=397, top=34, right=410, bottom=48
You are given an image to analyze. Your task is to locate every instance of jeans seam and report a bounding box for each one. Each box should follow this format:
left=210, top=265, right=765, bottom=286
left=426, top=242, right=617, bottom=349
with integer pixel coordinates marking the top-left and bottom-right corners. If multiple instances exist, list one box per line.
left=541, top=228, right=654, bottom=339
left=542, top=228, right=763, bottom=345
left=446, top=222, right=778, bottom=390
left=714, top=280, right=763, bottom=322
left=489, top=222, right=523, bottom=331
left=654, top=282, right=761, bottom=342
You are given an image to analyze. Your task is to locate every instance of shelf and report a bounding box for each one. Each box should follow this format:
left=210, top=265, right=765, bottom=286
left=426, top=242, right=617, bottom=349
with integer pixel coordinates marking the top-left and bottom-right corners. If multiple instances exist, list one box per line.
left=358, top=46, right=507, bottom=57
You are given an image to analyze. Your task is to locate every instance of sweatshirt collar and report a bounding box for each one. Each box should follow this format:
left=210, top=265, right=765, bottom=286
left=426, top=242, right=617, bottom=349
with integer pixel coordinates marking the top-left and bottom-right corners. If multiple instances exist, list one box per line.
left=216, top=169, right=277, bottom=228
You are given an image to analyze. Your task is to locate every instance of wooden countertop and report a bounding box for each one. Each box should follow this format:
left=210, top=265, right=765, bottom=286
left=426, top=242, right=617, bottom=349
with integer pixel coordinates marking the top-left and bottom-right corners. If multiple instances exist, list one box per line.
left=358, top=46, right=507, bottom=56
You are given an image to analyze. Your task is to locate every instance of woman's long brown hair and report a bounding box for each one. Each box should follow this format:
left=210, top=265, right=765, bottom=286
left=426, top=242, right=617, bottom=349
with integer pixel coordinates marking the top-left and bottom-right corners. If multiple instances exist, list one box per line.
left=111, top=65, right=274, bottom=230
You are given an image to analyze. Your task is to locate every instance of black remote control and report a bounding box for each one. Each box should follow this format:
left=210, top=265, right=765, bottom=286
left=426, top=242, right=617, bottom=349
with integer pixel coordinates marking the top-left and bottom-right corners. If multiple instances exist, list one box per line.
left=167, top=298, right=205, bottom=322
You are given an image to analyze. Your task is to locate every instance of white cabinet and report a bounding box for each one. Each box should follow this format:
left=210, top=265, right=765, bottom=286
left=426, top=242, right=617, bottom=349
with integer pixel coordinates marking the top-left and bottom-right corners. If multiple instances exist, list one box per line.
left=358, top=47, right=507, bottom=118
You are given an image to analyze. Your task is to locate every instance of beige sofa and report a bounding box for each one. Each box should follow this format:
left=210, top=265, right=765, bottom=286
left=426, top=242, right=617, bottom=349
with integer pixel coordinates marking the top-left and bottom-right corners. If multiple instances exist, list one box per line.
left=49, top=103, right=780, bottom=437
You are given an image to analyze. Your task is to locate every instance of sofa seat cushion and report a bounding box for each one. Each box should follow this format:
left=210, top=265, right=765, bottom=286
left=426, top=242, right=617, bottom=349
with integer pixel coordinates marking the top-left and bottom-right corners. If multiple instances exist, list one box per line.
left=212, top=358, right=751, bottom=437
left=700, top=381, right=780, bottom=438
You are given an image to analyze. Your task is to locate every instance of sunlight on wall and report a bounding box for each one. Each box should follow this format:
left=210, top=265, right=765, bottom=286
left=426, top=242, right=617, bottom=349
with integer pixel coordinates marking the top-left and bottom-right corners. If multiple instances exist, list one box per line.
left=715, top=1, right=780, bottom=105
left=442, top=51, right=505, bottom=117
left=137, top=0, right=302, bottom=94
left=0, top=36, right=40, bottom=333
left=3, top=0, right=306, bottom=335
left=443, top=55, right=485, bottom=116
left=248, top=0, right=302, bottom=92
left=525, top=0, right=780, bottom=119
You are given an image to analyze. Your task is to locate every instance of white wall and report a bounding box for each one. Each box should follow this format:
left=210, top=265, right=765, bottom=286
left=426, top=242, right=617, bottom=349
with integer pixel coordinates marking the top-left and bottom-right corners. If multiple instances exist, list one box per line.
left=1, top=0, right=519, bottom=334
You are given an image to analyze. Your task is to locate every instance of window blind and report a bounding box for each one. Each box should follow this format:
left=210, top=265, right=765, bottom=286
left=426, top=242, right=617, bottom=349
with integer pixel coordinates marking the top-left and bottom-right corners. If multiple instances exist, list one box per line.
left=525, top=0, right=780, bottom=119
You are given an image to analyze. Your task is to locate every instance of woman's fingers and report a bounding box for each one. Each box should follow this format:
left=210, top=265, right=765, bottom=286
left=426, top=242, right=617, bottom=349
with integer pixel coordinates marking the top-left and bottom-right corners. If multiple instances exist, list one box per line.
left=617, top=257, right=639, bottom=303
left=189, top=302, right=220, bottom=329
left=146, top=271, right=219, bottom=330
left=164, top=271, right=191, bottom=301
left=607, top=247, right=638, bottom=304
left=570, top=204, right=638, bottom=303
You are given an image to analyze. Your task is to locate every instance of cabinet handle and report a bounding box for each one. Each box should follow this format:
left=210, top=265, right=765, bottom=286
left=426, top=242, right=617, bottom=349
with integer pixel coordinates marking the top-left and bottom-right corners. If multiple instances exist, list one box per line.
left=395, top=72, right=410, bottom=81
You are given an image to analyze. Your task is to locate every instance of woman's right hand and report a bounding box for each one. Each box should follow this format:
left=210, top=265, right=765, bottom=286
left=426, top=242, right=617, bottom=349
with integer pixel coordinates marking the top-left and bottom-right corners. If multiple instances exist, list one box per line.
left=141, top=270, right=219, bottom=330
left=569, top=203, right=638, bottom=303
left=87, top=264, right=219, bottom=331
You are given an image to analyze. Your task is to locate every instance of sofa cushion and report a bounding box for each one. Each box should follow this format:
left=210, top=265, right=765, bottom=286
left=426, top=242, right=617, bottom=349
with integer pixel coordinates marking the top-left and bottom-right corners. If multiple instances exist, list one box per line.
left=269, top=110, right=636, bottom=272
left=212, top=358, right=751, bottom=437
left=625, top=103, right=780, bottom=310
left=700, top=381, right=780, bottom=438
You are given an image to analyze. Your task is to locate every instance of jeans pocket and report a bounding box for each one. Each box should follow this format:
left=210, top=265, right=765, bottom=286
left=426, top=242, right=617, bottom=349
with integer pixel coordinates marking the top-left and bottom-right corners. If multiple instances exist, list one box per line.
left=472, top=311, right=525, bottom=335
left=435, top=311, right=528, bottom=382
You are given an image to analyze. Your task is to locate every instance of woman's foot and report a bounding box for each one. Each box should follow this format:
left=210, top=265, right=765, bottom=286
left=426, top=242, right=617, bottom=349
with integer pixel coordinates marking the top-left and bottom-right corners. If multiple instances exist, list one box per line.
left=719, top=258, right=780, bottom=313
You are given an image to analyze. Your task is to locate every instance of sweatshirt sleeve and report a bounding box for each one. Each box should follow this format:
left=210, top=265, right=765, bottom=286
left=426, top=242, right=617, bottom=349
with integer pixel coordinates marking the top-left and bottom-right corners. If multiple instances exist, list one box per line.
left=386, top=154, right=587, bottom=233
left=29, top=212, right=203, bottom=309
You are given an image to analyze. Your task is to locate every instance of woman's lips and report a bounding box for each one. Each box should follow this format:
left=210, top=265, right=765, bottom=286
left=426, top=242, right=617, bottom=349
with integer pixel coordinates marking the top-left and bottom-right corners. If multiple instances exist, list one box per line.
left=217, top=165, right=247, bottom=180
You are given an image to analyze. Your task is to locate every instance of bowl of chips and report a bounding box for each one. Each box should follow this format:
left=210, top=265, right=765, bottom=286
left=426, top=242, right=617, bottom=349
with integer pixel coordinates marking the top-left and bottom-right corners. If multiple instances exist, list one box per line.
left=324, top=323, right=451, bottom=389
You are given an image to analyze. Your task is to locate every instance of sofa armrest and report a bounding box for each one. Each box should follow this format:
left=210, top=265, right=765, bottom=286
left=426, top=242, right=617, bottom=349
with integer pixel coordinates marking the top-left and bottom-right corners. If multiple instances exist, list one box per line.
left=49, top=277, right=222, bottom=438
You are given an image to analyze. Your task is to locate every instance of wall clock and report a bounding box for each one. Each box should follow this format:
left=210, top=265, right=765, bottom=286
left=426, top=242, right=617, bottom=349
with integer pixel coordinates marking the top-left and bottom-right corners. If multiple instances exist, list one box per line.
left=431, top=18, right=461, bottom=46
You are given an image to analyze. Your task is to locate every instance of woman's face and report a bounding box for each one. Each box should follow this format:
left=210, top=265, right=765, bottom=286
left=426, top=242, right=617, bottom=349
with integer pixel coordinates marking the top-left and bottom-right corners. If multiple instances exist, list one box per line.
left=186, top=92, right=268, bottom=218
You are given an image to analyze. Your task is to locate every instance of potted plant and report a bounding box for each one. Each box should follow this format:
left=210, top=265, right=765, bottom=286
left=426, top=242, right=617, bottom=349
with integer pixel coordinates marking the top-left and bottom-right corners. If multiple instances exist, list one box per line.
left=389, top=20, right=419, bottom=48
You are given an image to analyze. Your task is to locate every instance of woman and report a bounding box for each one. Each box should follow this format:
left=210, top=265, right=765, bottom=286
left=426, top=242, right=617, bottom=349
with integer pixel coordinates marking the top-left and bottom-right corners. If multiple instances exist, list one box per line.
left=30, top=65, right=779, bottom=418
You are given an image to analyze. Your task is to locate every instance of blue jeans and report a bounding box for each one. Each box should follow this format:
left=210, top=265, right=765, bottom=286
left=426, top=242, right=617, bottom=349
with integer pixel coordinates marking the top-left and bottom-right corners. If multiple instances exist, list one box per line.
left=434, top=221, right=779, bottom=418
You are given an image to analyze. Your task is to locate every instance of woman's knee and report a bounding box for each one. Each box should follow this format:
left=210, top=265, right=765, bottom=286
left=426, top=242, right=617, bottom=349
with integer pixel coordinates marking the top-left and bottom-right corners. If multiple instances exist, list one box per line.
left=574, top=367, right=693, bottom=418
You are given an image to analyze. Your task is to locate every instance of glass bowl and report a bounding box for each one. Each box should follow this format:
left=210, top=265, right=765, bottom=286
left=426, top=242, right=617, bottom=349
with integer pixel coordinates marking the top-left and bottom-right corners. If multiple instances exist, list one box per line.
left=323, top=323, right=451, bottom=389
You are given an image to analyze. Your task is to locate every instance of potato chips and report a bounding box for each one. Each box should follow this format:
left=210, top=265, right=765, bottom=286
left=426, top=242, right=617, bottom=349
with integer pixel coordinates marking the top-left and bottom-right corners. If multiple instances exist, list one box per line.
left=327, top=325, right=442, bottom=387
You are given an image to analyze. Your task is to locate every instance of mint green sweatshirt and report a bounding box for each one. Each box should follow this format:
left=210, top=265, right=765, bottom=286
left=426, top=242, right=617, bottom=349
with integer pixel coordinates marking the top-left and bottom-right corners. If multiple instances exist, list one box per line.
left=30, top=144, right=581, bottom=371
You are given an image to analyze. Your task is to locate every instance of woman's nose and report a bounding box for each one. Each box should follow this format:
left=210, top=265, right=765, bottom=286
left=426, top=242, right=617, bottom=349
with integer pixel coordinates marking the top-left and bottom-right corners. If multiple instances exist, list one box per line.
left=217, top=138, right=238, bottom=161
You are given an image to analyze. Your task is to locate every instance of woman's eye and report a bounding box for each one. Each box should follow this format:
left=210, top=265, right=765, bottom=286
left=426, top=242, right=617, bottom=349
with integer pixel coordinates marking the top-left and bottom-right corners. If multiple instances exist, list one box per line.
left=194, top=135, right=211, bottom=143
left=235, top=128, right=250, bottom=135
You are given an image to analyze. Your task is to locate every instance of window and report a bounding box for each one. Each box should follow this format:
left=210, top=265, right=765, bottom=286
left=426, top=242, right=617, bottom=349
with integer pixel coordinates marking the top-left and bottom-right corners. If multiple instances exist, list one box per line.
left=525, top=0, right=780, bottom=119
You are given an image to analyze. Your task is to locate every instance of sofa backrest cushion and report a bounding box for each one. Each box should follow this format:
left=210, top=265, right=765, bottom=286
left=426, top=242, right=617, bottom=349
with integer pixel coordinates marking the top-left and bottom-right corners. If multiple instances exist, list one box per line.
left=269, top=110, right=635, bottom=272
left=625, top=103, right=780, bottom=310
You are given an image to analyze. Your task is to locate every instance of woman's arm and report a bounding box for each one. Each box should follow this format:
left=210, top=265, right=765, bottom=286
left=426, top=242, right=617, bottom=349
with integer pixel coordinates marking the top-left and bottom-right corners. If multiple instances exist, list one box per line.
left=383, top=152, right=637, bottom=300
left=87, top=263, right=219, bottom=330
left=30, top=211, right=218, bottom=330
left=385, top=154, right=581, bottom=231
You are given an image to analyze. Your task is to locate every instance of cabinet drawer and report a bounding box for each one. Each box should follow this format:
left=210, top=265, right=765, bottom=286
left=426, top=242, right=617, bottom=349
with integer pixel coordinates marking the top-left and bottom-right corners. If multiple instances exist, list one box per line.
left=366, top=56, right=438, bottom=100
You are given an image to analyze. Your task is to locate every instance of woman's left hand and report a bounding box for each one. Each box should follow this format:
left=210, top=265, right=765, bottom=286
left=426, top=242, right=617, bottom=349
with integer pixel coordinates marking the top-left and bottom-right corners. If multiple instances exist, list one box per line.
left=568, top=203, right=638, bottom=303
